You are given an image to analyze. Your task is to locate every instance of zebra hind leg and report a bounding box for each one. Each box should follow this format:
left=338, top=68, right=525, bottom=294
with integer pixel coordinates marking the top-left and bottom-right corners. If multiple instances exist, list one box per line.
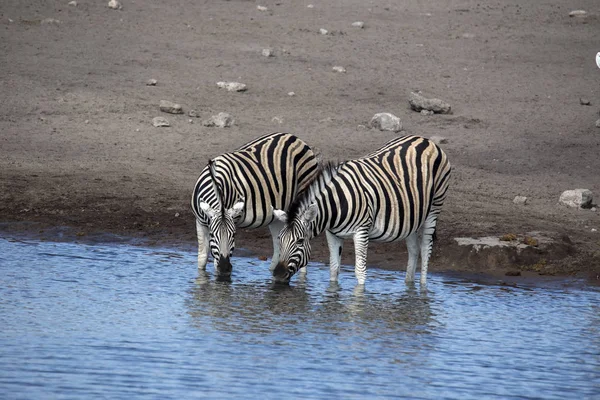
left=419, top=213, right=439, bottom=286
left=405, top=231, right=419, bottom=283
left=196, top=220, right=210, bottom=270
left=268, top=219, right=285, bottom=272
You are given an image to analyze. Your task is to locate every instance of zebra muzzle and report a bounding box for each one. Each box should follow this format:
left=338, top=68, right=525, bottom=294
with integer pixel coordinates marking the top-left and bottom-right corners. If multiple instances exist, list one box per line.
left=272, top=262, right=292, bottom=283
left=216, top=255, right=233, bottom=277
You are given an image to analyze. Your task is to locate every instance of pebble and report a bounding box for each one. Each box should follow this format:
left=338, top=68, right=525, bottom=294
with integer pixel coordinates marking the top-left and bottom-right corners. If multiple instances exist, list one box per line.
left=152, top=117, right=170, bottom=127
left=287, top=92, right=295, bottom=96
left=271, top=116, right=284, bottom=124
left=513, top=196, right=528, bottom=205
left=568, top=10, right=587, bottom=17
left=41, top=18, right=61, bottom=24
left=420, top=110, right=434, bottom=115
left=369, top=113, right=402, bottom=132
left=146, top=78, right=157, bottom=86
left=596, top=119, right=600, bottom=128
left=352, top=21, right=365, bottom=28
left=216, top=81, right=247, bottom=92
left=559, top=189, right=593, bottom=209
left=257, top=5, right=268, bottom=12
left=580, top=98, right=591, bottom=106
left=108, top=0, right=122, bottom=10
left=159, top=100, right=183, bottom=114
left=68, top=1, right=78, bottom=6
left=262, top=48, right=274, bottom=57
left=409, top=91, right=452, bottom=114
left=429, top=136, right=448, bottom=145
left=202, top=112, right=235, bottom=128
left=188, top=109, right=200, bottom=118
left=319, top=28, right=329, bottom=35
left=307, top=4, right=314, bottom=9
left=332, top=66, right=346, bottom=73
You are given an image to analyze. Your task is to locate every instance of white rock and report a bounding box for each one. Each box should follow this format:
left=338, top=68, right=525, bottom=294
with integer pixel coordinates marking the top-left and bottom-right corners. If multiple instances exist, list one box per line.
left=108, top=0, right=122, bottom=10
left=272, top=116, right=284, bottom=124
left=352, top=21, right=365, bottom=28
left=202, top=112, right=235, bottom=128
left=216, top=81, right=247, bottom=92
left=559, top=189, right=593, bottom=209
left=420, top=109, right=434, bottom=115
left=595, top=118, right=600, bottom=128
left=262, top=48, right=274, bottom=57
left=307, top=4, right=314, bottom=9
left=332, top=66, right=346, bottom=73
left=188, top=109, right=200, bottom=118
left=568, top=10, right=587, bottom=17
left=513, top=196, right=528, bottom=205
left=409, top=91, right=451, bottom=114
left=159, top=100, right=183, bottom=114
left=369, top=113, right=402, bottom=132
left=257, top=5, right=268, bottom=12
left=287, top=91, right=295, bottom=96
left=68, top=1, right=78, bottom=6
left=319, top=28, right=329, bottom=35
left=146, top=78, right=157, bottom=86
left=152, top=117, right=170, bottom=127
left=41, top=18, right=61, bottom=24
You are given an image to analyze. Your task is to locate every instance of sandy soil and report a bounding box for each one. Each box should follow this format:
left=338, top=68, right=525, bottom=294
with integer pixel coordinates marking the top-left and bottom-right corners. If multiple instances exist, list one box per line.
left=1, top=0, right=599, bottom=280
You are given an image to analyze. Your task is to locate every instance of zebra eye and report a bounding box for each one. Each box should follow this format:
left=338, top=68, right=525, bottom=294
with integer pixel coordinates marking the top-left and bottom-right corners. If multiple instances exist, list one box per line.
left=296, top=239, right=304, bottom=247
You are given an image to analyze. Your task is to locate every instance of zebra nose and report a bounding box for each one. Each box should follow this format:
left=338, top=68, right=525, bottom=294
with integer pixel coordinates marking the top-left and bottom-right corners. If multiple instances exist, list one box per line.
left=216, top=256, right=232, bottom=277
left=272, top=263, right=290, bottom=284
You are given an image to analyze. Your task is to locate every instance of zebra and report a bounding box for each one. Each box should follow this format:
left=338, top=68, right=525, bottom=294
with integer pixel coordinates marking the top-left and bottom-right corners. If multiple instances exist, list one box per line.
left=272, top=135, right=451, bottom=286
left=191, top=132, right=318, bottom=278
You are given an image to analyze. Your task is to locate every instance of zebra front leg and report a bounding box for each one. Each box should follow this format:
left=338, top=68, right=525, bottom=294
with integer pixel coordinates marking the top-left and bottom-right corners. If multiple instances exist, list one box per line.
left=326, top=230, right=343, bottom=282
left=196, top=219, right=210, bottom=270
left=353, top=229, right=369, bottom=285
left=268, top=219, right=285, bottom=272
left=405, top=232, right=419, bottom=283
left=419, top=213, right=438, bottom=286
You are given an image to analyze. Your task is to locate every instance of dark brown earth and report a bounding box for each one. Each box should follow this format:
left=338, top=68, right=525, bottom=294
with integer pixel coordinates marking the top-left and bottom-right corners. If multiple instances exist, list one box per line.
left=1, top=0, right=599, bottom=281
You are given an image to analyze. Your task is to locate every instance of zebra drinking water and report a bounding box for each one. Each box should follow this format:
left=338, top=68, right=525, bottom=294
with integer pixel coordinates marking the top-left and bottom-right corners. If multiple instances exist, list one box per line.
left=272, top=135, right=451, bottom=286
left=191, top=132, right=318, bottom=278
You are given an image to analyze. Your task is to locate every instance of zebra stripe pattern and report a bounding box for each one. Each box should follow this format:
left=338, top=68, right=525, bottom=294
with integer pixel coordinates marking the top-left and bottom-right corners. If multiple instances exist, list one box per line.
left=272, top=135, right=451, bottom=286
left=191, top=132, right=318, bottom=277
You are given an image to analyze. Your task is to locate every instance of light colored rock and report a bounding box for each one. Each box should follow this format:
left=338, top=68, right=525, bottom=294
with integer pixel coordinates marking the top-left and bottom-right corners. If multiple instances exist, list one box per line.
left=152, top=117, right=170, bottom=127
left=409, top=92, right=452, bottom=114
left=108, top=0, right=122, bottom=10
left=596, top=118, right=600, bottom=128
left=580, top=98, right=591, bottom=106
left=216, top=81, right=247, bottom=92
left=262, top=48, right=274, bottom=57
left=203, top=112, right=235, bottom=128
left=188, top=109, right=200, bottom=118
left=513, top=196, right=528, bottom=205
left=369, top=113, right=402, bottom=132
left=569, top=10, right=587, bottom=17
left=352, top=21, right=365, bottom=28
left=307, top=4, right=314, bottom=8
left=332, top=66, right=346, bottom=73
left=420, top=109, right=434, bottom=116
left=319, top=28, right=329, bottom=35
left=68, top=1, right=78, bottom=6
left=146, top=78, right=157, bottom=86
left=159, top=100, right=183, bottom=114
left=41, top=18, right=61, bottom=24
left=257, top=5, right=268, bottom=12
left=559, top=189, right=593, bottom=209
left=271, top=116, right=284, bottom=124
left=429, top=136, right=448, bottom=145
left=287, top=91, right=295, bottom=96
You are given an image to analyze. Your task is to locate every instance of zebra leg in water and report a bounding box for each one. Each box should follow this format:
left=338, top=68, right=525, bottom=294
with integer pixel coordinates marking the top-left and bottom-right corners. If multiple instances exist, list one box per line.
left=196, top=219, right=210, bottom=270
left=268, top=220, right=285, bottom=272
left=352, top=228, right=370, bottom=285
left=326, top=230, right=343, bottom=282
left=419, top=212, right=439, bottom=285
left=404, top=232, right=420, bottom=283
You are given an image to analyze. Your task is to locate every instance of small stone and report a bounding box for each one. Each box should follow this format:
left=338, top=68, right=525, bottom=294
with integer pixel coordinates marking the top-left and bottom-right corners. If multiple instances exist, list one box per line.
left=188, top=109, right=200, bottom=118
left=307, top=4, right=314, bottom=9
left=591, top=228, right=597, bottom=233
left=559, top=189, right=593, bottom=209
left=319, top=28, right=329, bottom=35
left=216, top=81, right=247, bottom=92
left=461, top=33, right=475, bottom=39
left=146, top=78, right=157, bottom=86
left=287, top=91, right=295, bottom=96
left=580, top=98, right=591, bottom=106
left=429, top=136, right=448, bottom=145
left=188, top=119, right=193, bottom=124
left=257, top=5, right=268, bottom=12
left=352, top=21, right=365, bottom=28
left=568, top=10, right=587, bottom=18
left=409, top=92, right=452, bottom=114
left=596, top=119, right=600, bottom=128
left=369, top=113, right=402, bottom=132
left=332, top=66, right=346, bottom=73
left=159, top=100, right=183, bottom=114
left=41, top=18, right=61, bottom=24
left=271, top=116, right=284, bottom=124
left=175, top=212, right=180, bottom=218
left=202, top=112, right=235, bottom=128
left=68, top=1, right=78, bottom=6
left=262, top=48, right=274, bottom=57
left=420, top=109, right=434, bottom=116
left=513, top=196, right=528, bottom=205
left=108, top=0, right=122, bottom=10
left=152, top=117, right=170, bottom=127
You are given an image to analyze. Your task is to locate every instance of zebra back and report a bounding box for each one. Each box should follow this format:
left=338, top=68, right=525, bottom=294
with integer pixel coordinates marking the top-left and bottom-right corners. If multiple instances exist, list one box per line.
left=191, top=132, right=319, bottom=229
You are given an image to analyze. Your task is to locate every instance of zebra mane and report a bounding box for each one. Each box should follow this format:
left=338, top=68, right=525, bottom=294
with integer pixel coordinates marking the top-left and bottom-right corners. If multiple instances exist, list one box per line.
left=207, top=159, right=224, bottom=216
left=286, top=160, right=342, bottom=223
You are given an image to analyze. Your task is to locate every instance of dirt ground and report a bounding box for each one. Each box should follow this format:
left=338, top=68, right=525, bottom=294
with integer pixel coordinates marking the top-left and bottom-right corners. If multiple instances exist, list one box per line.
left=1, top=0, right=599, bottom=280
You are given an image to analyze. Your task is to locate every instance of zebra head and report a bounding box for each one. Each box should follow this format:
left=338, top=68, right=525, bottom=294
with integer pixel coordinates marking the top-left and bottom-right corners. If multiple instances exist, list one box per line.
left=271, top=203, right=318, bottom=283
left=199, top=160, right=245, bottom=279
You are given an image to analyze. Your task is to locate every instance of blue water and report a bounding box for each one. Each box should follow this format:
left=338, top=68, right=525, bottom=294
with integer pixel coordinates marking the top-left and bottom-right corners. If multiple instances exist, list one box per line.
left=0, top=237, right=598, bottom=399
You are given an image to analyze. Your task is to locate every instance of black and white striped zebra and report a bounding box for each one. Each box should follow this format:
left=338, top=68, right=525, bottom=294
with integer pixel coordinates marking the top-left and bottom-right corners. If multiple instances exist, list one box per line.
left=272, top=135, right=451, bottom=286
left=191, top=132, right=318, bottom=278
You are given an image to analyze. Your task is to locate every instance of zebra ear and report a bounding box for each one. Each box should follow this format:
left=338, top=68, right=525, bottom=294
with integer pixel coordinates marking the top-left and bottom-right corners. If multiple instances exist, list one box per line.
left=302, top=203, right=318, bottom=224
left=199, top=202, right=218, bottom=219
left=272, top=208, right=288, bottom=223
left=228, top=201, right=245, bottom=219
